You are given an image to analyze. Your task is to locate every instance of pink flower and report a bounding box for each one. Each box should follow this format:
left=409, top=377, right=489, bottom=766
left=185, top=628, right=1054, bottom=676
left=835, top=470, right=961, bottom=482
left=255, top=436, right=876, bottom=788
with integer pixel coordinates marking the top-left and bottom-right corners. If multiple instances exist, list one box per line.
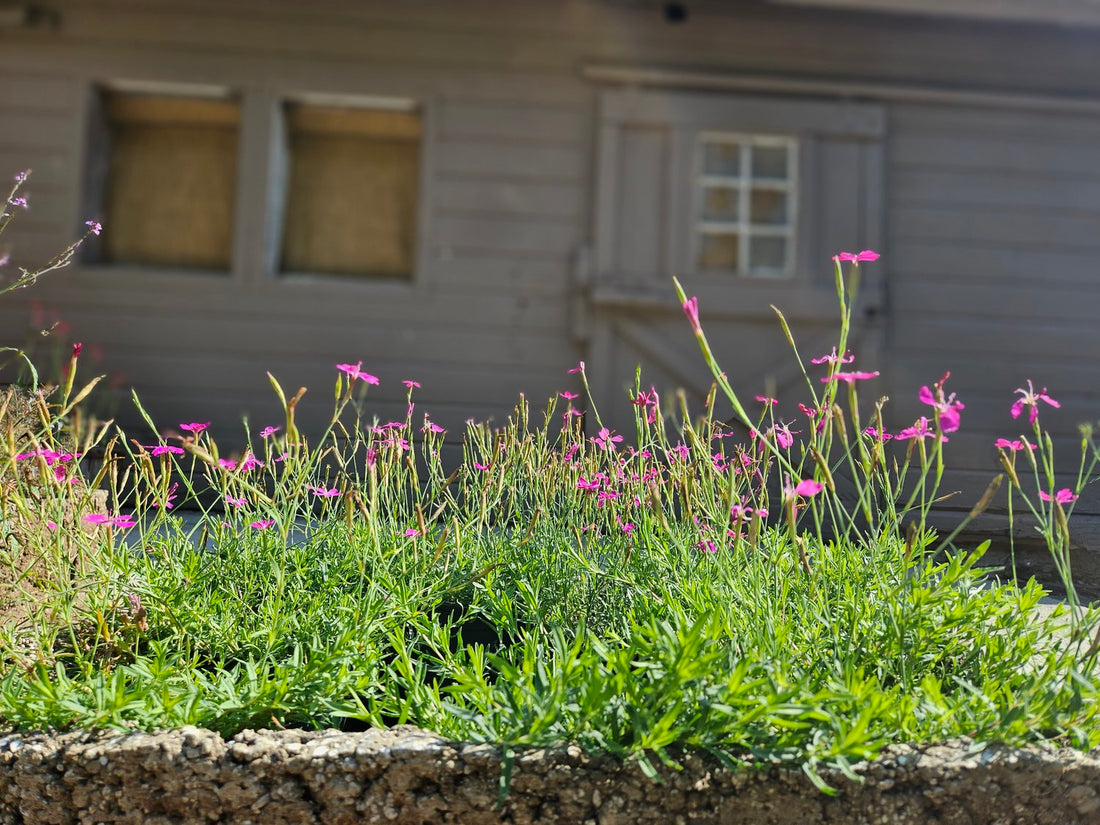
left=146, top=444, right=185, bottom=456
left=307, top=484, right=341, bottom=497
left=402, top=379, right=421, bottom=389
left=259, top=426, right=280, bottom=439
left=597, top=490, right=620, bottom=506
left=152, top=483, right=179, bottom=510
left=336, top=362, right=380, bottom=385
left=895, top=417, right=946, bottom=442
left=14, top=170, right=29, bottom=183
left=218, top=458, right=237, bottom=471
left=592, top=427, right=623, bottom=452
left=403, top=528, right=423, bottom=537
left=226, top=494, right=248, bottom=508
left=239, top=453, right=263, bottom=472
left=768, top=422, right=798, bottom=450
left=1039, top=489, right=1078, bottom=504
left=250, top=519, right=275, bottom=530
left=85, top=220, right=102, bottom=235
left=1011, top=380, right=1060, bottom=425
left=71, top=342, right=82, bottom=357
left=823, top=371, right=880, bottom=385
left=82, top=512, right=134, bottom=529
left=9, top=196, right=27, bottom=209
left=833, top=250, right=880, bottom=263
left=755, top=395, right=778, bottom=406
left=862, top=426, right=893, bottom=443
left=422, top=419, right=445, bottom=434
left=995, top=438, right=1034, bottom=452
left=576, top=477, right=601, bottom=492
left=811, top=348, right=855, bottom=366
left=180, top=422, right=210, bottom=435
left=631, top=388, right=659, bottom=423
left=919, top=373, right=965, bottom=434
left=682, top=296, right=702, bottom=334
left=473, top=462, right=490, bottom=471
left=784, top=478, right=824, bottom=502
left=560, top=391, right=580, bottom=401
left=568, top=361, right=586, bottom=375
left=697, top=538, right=717, bottom=553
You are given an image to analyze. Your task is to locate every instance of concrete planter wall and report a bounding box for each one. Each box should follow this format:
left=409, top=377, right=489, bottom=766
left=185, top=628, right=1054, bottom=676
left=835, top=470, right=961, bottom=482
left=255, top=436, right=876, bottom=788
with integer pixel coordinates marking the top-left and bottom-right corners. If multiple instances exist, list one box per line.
left=1, top=726, right=1098, bottom=824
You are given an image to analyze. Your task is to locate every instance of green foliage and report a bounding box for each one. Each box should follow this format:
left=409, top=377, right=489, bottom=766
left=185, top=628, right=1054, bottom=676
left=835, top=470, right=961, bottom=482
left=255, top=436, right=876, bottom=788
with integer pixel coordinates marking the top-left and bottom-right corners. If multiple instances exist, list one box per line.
left=1, top=176, right=1099, bottom=793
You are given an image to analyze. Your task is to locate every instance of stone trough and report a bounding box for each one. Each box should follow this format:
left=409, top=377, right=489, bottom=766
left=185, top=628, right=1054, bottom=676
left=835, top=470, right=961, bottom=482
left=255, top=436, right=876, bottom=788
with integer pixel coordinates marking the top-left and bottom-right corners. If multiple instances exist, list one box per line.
left=1, top=726, right=1099, bottom=824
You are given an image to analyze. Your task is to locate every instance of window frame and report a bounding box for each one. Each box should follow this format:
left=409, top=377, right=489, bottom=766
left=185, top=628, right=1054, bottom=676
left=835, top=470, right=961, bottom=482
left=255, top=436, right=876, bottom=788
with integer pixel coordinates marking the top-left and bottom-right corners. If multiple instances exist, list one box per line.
left=691, top=131, right=800, bottom=279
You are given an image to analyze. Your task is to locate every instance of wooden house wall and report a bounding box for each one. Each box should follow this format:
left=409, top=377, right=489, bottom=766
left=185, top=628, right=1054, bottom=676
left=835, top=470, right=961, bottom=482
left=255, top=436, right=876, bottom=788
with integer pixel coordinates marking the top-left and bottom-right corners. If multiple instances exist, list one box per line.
left=0, top=0, right=1098, bottom=514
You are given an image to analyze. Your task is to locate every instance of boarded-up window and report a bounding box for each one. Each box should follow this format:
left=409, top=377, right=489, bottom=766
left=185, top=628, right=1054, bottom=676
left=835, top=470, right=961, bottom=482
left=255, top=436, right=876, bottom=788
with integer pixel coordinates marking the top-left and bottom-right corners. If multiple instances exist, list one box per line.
left=280, top=103, right=421, bottom=278
left=91, top=91, right=240, bottom=269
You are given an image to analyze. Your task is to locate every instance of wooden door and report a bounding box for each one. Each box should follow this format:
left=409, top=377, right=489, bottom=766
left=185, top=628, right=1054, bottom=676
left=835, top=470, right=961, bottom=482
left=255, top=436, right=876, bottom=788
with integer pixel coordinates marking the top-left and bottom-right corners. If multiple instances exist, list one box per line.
left=578, top=86, right=886, bottom=437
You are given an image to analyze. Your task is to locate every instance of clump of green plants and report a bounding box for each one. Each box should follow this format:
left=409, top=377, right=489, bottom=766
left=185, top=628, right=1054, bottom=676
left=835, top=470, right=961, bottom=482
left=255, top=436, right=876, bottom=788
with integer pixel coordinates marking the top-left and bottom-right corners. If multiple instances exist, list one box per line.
left=1, top=175, right=1099, bottom=794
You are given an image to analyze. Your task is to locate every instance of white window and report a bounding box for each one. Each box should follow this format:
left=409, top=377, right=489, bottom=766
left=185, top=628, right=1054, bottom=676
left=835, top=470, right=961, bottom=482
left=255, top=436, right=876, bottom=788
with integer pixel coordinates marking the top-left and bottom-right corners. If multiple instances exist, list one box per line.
left=694, top=134, right=798, bottom=277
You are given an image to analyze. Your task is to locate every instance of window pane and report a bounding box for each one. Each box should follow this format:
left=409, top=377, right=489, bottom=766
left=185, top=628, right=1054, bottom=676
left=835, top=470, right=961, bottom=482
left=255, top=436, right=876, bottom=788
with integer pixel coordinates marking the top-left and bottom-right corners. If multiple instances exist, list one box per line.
left=281, top=104, right=421, bottom=278
left=701, top=141, right=740, bottom=176
left=698, top=233, right=740, bottom=270
left=749, top=189, right=788, bottom=225
left=751, top=145, right=789, bottom=180
left=701, top=186, right=739, bottom=221
left=98, top=92, right=239, bottom=269
left=748, top=235, right=787, bottom=273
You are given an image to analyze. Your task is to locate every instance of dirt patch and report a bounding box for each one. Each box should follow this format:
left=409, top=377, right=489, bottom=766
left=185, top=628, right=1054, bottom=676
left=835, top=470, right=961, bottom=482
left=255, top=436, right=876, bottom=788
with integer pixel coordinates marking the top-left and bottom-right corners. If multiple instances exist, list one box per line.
left=0, top=726, right=1098, bottom=824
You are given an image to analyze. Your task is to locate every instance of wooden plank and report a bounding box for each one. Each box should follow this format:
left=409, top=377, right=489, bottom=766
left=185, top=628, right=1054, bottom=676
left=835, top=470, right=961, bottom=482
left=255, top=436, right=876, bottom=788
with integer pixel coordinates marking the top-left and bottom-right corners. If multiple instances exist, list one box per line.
left=0, top=308, right=572, bottom=369
left=891, top=166, right=1100, bottom=212
left=432, top=215, right=579, bottom=257
left=603, top=87, right=885, bottom=137
left=817, top=139, right=862, bottom=266
left=890, top=204, right=1100, bottom=251
left=887, top=240, right=1100, bottom=288
left=892, top=277, right=1100, bottom=324
left=888, top=316, right=1096, bottom=361
left=0, top=112, right=76, bottom=153
left=614, top=126, right=667, bottom=281
left=92, top=349, right=570, bottom=407
left=438, top=101, right=586, bottom=144
left=433, top=178, right=583, bottom=220
left=435, top=140, right=582, bottom=180
left=890, top=133, right=1100, bottom=178
left=0, top=152, right=72, bottom=190
left=0, top=73, right=78, bottom=113
left=889, top=103, right=1100, bottom=144
left=15, top=274, right=569, bottom=332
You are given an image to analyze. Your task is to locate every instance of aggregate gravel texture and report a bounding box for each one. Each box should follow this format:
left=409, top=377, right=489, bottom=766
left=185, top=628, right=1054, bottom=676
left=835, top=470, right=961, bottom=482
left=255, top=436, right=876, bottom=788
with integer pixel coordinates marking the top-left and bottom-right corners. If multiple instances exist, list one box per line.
left=0, top=726, right=1098, bottom=824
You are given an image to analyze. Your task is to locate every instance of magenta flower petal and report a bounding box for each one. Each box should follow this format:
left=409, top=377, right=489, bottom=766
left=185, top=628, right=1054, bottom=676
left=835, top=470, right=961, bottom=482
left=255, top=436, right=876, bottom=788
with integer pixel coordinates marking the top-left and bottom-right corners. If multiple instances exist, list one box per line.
left=834, top=250, right=880, bottom=263
left=822, top=370, right=880, bottom=385
left=1039, top=488, right=1078, bottom=504
left=793, top=479, right=825, bottom=497
left=336, top=362, right=380, bottom=385
left=682, top=296, right=702, bottom=334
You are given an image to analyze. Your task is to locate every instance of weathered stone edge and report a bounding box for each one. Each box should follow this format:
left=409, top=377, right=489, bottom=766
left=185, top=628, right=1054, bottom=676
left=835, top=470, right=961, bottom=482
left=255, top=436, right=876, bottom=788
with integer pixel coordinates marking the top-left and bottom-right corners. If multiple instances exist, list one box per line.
left=0, top=726, right=1098, bottom=824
